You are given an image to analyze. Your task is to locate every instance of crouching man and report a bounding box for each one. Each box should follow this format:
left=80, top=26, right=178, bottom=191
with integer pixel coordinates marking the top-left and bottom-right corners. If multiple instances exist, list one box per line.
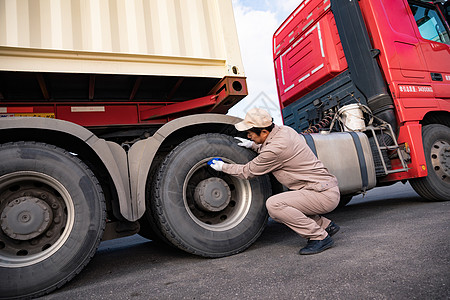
left=209, top=108, right=340, bottom=255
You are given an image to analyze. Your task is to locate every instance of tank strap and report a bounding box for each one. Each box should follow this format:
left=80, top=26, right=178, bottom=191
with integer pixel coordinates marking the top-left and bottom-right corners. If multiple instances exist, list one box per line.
left=349, top=132, right=369, bottom=191
left=302, top=133, right=318, bottom=157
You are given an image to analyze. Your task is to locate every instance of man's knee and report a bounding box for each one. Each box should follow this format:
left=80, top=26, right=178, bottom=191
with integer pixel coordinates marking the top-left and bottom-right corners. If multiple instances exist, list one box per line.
left=266, top=195, right=280, bottom=210
left=266, top=195, right=285, bottom=219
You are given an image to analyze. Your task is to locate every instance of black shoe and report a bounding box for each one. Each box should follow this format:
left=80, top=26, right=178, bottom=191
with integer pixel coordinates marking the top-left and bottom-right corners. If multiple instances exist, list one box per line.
left=299, top=236, right=334, bottom=255
left=325, top=221, right=340, bottom=237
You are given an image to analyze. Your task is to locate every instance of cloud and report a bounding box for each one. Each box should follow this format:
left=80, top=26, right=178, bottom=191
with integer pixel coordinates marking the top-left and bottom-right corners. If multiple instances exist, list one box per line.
left=234, top=0, right=299, bottom=21
left=228, top=0, right=298, bottom=124
left=277, top=0, right=301, bottom=18
left=232, top=3, right=278, bottom=94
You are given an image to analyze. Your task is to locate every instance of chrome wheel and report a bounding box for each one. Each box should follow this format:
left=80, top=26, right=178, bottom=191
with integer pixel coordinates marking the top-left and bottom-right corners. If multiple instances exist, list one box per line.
left=430, top=139, right=450, bottom=183
left=183, top=158, right=252, bottom=231
left=0, top=171, right=74, bottom=267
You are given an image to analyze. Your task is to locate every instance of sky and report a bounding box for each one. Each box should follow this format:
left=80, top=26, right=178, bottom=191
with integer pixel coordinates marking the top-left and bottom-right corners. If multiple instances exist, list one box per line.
left=227, top=0, right=299, bottom=125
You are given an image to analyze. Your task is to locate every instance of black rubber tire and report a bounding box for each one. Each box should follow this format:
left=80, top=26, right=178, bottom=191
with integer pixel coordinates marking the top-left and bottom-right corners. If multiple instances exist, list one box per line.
left=137, top=216, right=158, bottom=240
left=149, top=134, right=271, bottom=257
left=0, top=142, right=106, bottom=299
left=138, top=212, right=173, bottom=246
left=142, top=155, right=176, bottom=246
left=410, top=124, right=450, bottom=201
left=337, top=195, right=353, bottom=208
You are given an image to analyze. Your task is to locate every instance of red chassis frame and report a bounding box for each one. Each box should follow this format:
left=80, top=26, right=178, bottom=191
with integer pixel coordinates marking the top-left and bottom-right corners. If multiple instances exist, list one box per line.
left=0, top=76, right=247, bottom=127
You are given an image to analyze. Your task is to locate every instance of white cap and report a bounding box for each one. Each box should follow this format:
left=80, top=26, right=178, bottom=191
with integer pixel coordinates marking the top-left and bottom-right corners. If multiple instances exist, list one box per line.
left=235, top=108, right=273, bottom=131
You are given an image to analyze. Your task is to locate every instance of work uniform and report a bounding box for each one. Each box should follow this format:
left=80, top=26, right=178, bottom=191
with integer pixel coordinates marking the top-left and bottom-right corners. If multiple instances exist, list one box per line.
left=222, top=125, right=340, bottom=240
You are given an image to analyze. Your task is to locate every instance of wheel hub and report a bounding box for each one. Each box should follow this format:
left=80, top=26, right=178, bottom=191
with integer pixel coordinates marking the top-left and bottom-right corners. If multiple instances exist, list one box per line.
left=1, top=196, right=53, bottom=240
left=431, top=140, right=450, bottom=182
left=194, top=178, right=231, bottom=212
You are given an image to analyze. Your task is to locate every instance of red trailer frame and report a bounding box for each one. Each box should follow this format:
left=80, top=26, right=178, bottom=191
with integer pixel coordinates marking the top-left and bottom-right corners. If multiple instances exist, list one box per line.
left=0, top=76, right=247, bottom=127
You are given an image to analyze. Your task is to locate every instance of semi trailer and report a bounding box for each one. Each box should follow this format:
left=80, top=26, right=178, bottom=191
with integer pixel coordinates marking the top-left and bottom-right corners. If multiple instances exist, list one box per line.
left=0, top=0, right=271, bottom=298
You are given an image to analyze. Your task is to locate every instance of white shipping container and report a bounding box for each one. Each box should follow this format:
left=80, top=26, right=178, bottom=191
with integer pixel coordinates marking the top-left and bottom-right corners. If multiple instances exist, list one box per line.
left=0, top=0, right=245, bottom=78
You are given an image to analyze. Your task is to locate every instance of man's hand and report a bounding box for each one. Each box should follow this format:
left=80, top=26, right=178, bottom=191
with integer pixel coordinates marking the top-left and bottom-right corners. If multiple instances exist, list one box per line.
left=208, top=158, right=224, bottom=171
left=235, top=137, right=253, bottom=149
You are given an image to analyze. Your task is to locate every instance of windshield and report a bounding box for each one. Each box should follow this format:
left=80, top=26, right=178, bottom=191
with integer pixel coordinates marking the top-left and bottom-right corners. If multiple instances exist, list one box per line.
left=410, top=2, right=450, bottom=44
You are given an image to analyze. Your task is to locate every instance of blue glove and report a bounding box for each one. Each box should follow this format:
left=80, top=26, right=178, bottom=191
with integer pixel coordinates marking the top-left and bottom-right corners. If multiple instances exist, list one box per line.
left=207, top=158, right=223, bottom=165
left=208, top=158, right=224, bottom=171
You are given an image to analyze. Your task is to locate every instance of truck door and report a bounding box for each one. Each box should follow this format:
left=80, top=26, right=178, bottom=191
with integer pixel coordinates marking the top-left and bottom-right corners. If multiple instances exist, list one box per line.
left=441, top=2, right=450, bottom=25
left=408, top=1, right=450, bottom=99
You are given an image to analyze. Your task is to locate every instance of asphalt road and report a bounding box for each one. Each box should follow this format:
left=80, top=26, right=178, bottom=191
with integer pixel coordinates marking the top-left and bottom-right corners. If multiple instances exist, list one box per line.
left=41, top=183, right=450, bottom=300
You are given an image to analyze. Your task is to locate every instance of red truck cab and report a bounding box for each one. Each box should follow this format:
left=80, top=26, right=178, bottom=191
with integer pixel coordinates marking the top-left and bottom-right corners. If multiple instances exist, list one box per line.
left=360, top=0, right=450, bottom=181
left=273, top=0, right=450, bottom=200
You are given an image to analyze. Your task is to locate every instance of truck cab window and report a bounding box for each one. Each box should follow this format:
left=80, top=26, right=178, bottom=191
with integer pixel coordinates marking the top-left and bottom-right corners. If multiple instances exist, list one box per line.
left=409, top=3, right=450, bottom=45
left=444, top=2, right=450, bottom=25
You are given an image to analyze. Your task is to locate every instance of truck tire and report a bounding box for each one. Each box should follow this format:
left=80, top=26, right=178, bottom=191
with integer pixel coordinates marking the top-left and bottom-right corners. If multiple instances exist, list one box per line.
left=149, top=134, right=271, bottom=257
left=338, top=195, right=353, bottom=208
left=141, top=155, right=175, bottom=245
left=410, top=124, right=450, bottom=201
left=0, top=142, right=106, bottom=299
left=137, top=216, right=158, bottom=240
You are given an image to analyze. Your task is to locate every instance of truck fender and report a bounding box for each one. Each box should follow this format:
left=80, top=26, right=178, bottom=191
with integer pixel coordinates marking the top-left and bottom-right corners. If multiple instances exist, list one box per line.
left=0, top=117, right=132, bottom=219
left=128, top=113, right=241, bottom=220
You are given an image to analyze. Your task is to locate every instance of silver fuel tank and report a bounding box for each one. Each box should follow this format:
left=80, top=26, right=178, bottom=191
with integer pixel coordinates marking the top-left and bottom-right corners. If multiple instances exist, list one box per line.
left=302, top=131, right=376, bottom=196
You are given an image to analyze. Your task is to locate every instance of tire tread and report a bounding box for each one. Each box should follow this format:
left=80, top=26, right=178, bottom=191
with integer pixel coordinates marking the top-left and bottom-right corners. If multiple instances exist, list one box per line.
left=410, top=124, right=450, bottom=201
left=149, top=133, right=270, bottom=258
left=0, top=142, right=106, bottom=299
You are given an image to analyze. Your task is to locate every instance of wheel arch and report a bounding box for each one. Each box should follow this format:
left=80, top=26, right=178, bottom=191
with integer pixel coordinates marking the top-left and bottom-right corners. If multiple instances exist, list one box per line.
left=421, top=111, right=450, bottom=127
left=128, top=113, right=244, bottom=220
left=0, top=117, right=131, bottom=220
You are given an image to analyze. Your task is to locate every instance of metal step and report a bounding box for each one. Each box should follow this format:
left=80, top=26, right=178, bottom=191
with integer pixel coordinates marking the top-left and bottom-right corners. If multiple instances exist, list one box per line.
left=366, top=123, right=409, bottom=176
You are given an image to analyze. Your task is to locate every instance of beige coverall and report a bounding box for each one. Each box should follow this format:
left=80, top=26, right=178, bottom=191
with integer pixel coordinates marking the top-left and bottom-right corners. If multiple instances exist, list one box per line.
left=222, top=125, right=340, bottom=240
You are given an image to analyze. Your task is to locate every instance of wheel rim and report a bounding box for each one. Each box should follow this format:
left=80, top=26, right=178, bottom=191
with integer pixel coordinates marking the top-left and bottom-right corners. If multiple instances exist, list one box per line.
left=430, top=140, right=450, bottom=183
left=0, top=171, right=74, bottom=268
left=183, top=158, right=252, bottom=231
